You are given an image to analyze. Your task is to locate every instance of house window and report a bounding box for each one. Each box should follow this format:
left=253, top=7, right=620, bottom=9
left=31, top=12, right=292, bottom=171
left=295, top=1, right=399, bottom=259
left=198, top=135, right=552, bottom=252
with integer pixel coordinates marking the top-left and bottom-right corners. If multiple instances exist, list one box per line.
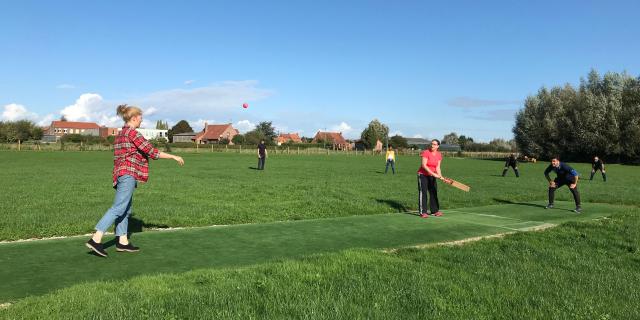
left=63, top=129, right=68, bottom=133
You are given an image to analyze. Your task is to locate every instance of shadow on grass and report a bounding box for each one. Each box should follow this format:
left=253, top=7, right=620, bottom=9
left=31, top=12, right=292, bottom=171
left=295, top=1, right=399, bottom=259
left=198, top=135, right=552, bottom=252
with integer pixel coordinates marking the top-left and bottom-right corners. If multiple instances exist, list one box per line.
left=375, top=199, right=418, bottom=216
left=493, top=198, right=546, bottom=208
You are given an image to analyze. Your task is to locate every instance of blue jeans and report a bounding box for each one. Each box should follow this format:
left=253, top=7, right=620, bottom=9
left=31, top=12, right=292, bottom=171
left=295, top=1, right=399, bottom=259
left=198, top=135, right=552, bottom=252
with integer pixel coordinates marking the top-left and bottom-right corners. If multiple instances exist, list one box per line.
left=95, top=175, right=136, bottom=236
left=385, top=159, right=395, bottom=174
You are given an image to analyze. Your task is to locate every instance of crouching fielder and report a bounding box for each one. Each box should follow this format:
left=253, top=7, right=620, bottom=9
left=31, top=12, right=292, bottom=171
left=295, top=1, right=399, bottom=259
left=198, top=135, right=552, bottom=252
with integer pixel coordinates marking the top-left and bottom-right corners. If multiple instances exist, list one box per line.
left=544, top=156, right=581, bottom=213
left=86, top=104, right=185, bottom=257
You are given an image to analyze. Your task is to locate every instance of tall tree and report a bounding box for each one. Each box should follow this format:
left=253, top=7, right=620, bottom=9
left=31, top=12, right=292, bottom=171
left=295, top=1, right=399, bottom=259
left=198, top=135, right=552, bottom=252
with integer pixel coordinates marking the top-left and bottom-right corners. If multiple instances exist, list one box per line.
left=442, top=132, right=459, bottom=145
left=360, top=119, right=389, bottom=149
left=155, top=120, right=169, bottom=130
left=513, top=70, right=640, bottom=162
left=168, top=120, right=193, bottom=142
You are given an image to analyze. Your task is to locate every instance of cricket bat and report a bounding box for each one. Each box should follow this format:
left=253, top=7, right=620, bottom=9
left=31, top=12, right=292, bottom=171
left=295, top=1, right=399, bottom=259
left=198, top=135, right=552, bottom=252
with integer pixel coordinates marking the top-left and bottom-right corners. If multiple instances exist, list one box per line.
left=442, top=177, right=470, bottom=192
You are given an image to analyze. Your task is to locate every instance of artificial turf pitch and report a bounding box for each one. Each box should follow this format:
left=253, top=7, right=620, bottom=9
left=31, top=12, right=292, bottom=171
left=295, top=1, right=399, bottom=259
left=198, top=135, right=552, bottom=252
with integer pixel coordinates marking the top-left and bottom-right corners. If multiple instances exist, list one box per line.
left=0, top=200, right=622, bottom=303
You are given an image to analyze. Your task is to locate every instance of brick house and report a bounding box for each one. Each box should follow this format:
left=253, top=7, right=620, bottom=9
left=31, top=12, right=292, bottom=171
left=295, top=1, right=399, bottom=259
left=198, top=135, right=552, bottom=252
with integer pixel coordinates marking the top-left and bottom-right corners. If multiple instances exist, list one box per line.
left=276, top=133, right=303, bottom=145
left=312, top=131, right=351, bottom=150
left=193, top=123, right=239, bottom=144
left=99, top=127, right=119, bottom=138
left=47, top=121, right=101, bottom=139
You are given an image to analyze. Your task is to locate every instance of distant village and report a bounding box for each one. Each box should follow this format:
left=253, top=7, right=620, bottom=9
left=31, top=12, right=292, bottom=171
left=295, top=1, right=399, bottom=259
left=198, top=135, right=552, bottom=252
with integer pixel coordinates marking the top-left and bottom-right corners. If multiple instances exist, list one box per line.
left=40, top=119, right=449, bottom=151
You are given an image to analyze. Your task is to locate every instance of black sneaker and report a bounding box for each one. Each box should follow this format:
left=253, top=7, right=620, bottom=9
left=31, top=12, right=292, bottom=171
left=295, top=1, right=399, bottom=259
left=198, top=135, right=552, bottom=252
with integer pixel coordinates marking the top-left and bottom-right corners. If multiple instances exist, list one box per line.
left=86, top=239, right=108, bottom=257
left=574, top=207, right=582, bottom=213
left=116, top=242, right=140, bottom=252
left=545, top=204, right=554, bottom=209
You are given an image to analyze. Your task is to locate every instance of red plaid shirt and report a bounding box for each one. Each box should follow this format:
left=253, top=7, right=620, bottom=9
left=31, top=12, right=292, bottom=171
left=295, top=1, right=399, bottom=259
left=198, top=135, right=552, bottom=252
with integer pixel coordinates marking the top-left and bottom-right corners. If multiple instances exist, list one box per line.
left=112, top=126, right=160, bottom=187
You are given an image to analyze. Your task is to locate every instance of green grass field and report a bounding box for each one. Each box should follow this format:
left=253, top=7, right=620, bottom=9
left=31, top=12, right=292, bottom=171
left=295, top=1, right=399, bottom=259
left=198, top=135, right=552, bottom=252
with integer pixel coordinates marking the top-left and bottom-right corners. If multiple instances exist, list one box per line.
left=1, top=151, right=638, bottom=241
left=1, top=151, right=639, bottom=319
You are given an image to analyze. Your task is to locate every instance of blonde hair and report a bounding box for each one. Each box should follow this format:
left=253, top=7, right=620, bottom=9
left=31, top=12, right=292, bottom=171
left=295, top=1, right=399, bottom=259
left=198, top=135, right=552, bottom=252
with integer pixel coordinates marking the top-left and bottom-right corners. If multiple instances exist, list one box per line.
left=116, top=104, right=143, bottom=123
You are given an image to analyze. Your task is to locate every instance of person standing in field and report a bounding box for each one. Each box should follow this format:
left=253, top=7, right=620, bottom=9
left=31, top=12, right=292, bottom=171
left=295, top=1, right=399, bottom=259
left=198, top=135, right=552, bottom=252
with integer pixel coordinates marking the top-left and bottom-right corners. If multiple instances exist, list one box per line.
left=417, top=139, right=445, bottom=218
left=502, top=153, right=520, bottom=177
left=385, top=146, right=396, bottom=174
left=590, top=156, right=607, bottom=181
left=85, top=104, right=185, bottom=257
left=544, top=156, right=581, bottom=213
left=257, top=140, right=267, bottom=170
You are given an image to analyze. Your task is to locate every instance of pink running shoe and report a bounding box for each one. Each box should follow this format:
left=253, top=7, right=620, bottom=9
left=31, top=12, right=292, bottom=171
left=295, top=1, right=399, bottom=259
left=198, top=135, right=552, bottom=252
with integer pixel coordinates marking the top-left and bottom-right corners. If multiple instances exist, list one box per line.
left=432, top=211, right=443, bottom=217
left=420, top=213, right=429, bottom=218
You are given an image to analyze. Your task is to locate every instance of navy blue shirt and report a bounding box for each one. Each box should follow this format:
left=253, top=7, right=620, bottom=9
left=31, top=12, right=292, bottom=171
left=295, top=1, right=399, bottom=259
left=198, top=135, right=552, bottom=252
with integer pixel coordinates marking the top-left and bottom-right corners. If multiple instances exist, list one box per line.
left=544, top=162, right=579, bottom=181
left=258, top=143, right=266, bottom=157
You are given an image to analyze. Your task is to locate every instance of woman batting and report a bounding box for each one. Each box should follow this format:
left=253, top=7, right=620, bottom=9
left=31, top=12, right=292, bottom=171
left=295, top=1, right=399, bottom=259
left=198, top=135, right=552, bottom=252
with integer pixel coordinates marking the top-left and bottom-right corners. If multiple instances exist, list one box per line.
left=417, top=139, right=445, bottom=218
left=86, top=104, right=185, bottom=257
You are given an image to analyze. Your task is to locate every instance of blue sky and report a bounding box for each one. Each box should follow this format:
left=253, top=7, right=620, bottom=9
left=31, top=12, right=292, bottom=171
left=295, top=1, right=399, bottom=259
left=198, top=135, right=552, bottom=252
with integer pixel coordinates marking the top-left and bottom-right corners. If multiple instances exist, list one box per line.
left=1, top=0, right=639, bottom=141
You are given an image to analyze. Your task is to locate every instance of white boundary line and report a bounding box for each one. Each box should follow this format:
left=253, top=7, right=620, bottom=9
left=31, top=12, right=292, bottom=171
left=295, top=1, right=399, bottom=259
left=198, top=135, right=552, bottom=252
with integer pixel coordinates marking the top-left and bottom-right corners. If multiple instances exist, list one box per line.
left=445, top=209, right=528, bottom=221
left=435, top=216, right=524, bottom=231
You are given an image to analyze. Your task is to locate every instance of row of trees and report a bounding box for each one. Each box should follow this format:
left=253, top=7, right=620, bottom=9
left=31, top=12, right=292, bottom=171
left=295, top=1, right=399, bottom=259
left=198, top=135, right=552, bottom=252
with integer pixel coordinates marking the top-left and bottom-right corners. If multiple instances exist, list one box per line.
left=442, top=132, right=516, bottom=152
left=0, top=121, right=43, bottom=143
left=513, top=70, right=640, bottom=162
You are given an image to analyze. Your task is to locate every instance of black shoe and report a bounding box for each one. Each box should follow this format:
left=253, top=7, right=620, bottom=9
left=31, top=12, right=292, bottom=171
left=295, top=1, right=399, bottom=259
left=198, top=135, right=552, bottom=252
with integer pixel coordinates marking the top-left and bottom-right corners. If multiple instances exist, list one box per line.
left=116, top=242, right=140, bottom=252
left=545, top=204, right=554, bottom=209
left=86, top=239, right=108, bottom=257
left=574, top=207, right=582, bottom=213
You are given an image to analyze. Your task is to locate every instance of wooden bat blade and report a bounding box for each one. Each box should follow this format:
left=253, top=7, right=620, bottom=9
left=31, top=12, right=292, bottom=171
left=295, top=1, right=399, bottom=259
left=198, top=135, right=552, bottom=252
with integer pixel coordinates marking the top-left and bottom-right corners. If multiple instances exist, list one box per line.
left=443, top=177, right=470, bottom=192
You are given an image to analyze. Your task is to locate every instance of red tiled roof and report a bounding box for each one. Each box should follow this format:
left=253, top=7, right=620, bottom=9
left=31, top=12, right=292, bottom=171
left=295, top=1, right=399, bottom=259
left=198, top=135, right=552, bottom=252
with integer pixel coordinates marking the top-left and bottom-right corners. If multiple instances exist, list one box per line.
left=313, top=131, right=348, bottom=145
left=51, top=121, right=100, bottom=129
left=194, top=124, right=236, bottom=141
left=277, top=133, right=303, bottom=143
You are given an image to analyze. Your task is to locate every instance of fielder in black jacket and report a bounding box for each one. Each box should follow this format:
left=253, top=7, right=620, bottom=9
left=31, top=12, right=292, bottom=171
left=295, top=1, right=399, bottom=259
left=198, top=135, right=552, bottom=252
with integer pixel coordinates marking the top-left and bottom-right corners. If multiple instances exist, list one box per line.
left=590, top=156, right=607, bottom=181
left=502, top=153, right=520, bottom=177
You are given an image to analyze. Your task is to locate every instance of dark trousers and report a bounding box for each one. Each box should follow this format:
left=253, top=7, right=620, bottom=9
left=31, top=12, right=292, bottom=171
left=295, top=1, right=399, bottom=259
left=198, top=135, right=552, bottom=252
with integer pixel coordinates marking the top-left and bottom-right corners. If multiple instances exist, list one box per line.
left=258, top=156, right=266, bottom=170
left=418, top=174, right=439, bottom=214
left=549, top=178, right=581, bottom=207
left=502, top=164, right=519, bottom=177
left=590, top=168, right=606, bottom=181
left=385, top=159, right=395, bottom=174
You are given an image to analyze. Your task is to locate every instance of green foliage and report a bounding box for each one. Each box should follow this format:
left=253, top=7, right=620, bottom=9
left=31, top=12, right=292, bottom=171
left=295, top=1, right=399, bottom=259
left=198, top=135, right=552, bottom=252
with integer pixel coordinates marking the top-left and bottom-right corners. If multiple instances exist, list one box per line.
left=243, top=121, right=277, bottom=145
left=442, top=132, right=459, bottom=145
left=360, top=119, right=389, bottom=148
left=155, top=120, right=169, bottom=130
left=168, top=120, right=194, bottom=142
left=389, top=135, right=408, bottom=148
left=0, top=120, right=42, bottom=142
left=60, top=134, right=106, bottom=145
left=514, top=70, right=640, bottom=162
left=231, top=134, right=244, bottom=145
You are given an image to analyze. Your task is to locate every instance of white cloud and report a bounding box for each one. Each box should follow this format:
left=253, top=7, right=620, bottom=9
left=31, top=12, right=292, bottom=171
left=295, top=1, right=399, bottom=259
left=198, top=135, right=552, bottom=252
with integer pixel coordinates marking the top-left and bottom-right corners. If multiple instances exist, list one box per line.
left=331, top=121, right=353, bottom=133
left=235, top=120, right=255, bottom=133
left=56, top=84, right=76, bottom=89
left=412, top=134, right=423, bottom=138
left=1, top=103, right=38, bottom=121
left=184, top=80, right=195, bottom=85
left=390, top=130, right=403, bottom=137
left=191, top=119, right=217, bottom=131
left=60, top=93, right=107, bottom=122
left=144, top=107, right=158, bottom=116
left=132, top=80, right=273, bottom=117
left=37, top=114, right=56, bottom=126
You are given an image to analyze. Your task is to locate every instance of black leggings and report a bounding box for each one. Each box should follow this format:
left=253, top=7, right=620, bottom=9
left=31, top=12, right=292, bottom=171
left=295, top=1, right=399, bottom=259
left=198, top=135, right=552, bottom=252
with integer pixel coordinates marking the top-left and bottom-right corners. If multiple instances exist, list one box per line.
left=418, top=174, right=439, bottom=214
left=548, top=178, right=581, bottom=206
